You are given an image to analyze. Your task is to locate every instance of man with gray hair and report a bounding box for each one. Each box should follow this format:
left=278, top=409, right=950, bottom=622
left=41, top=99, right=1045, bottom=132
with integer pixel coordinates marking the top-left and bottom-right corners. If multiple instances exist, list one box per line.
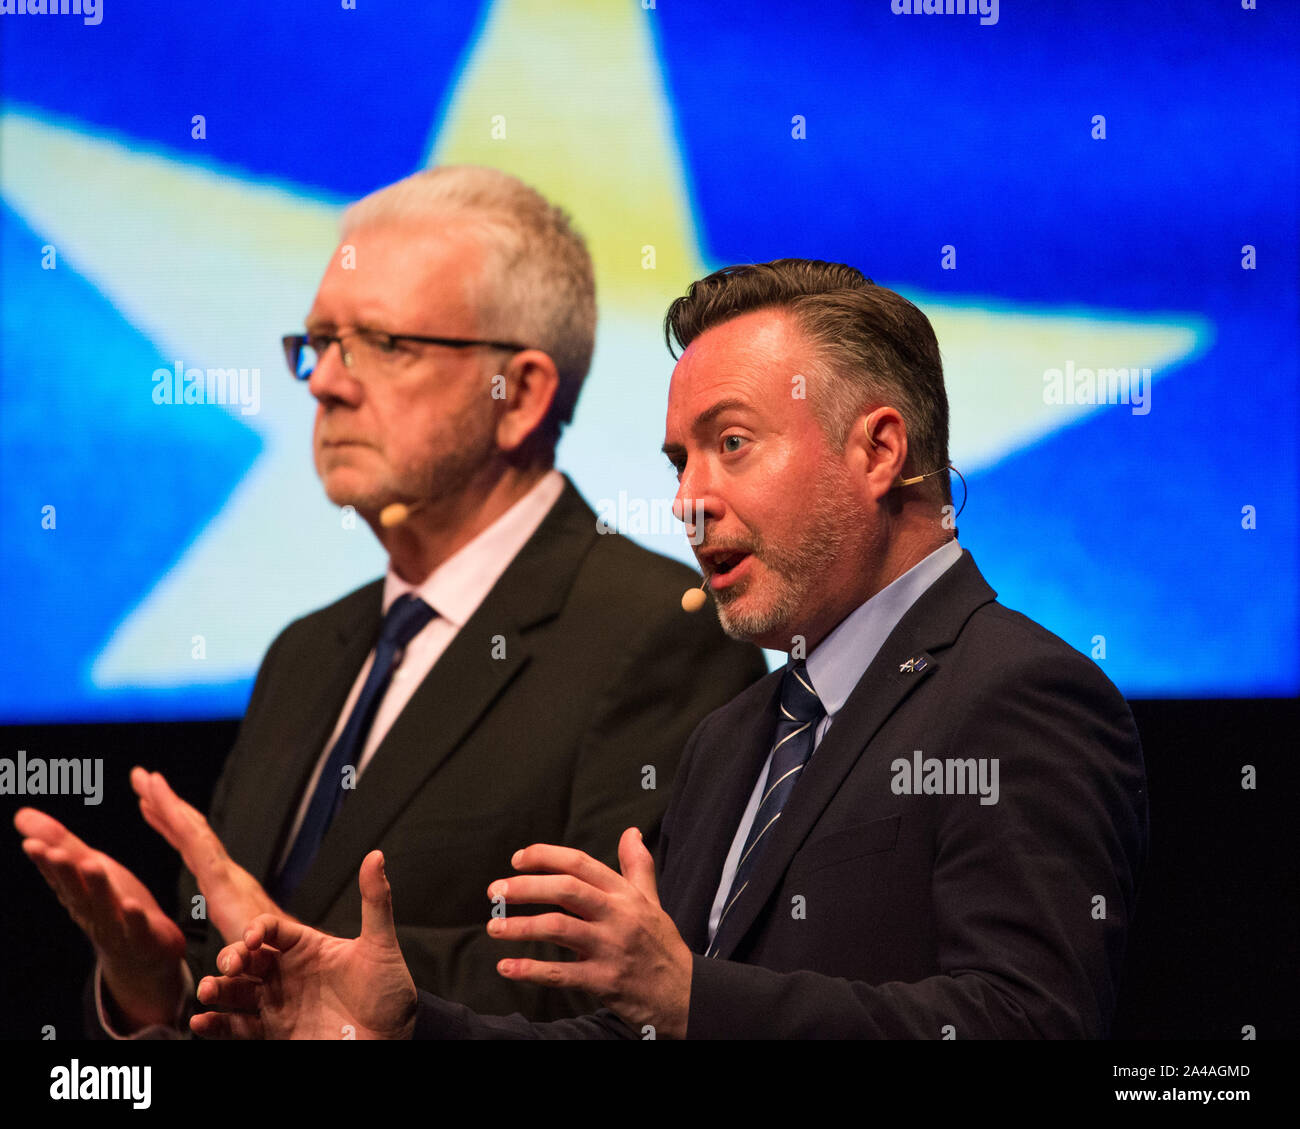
left=15, top=165, right=765, bottom=1035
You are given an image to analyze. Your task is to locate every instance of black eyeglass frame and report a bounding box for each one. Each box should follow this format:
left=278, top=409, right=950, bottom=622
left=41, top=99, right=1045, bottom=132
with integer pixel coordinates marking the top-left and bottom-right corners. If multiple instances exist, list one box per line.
left=282, top=329, right=532, bottom=380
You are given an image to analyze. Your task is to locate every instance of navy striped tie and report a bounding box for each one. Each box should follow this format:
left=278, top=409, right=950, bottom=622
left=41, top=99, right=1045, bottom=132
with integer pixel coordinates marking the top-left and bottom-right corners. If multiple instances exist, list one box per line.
left=708, top=660, right=824, bottom=958
left=270, top=594, right=435, bottom=904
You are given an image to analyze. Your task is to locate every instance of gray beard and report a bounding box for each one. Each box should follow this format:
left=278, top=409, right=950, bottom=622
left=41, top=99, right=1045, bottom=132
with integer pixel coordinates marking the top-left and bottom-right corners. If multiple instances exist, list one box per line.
left=713, top=468, right=860, bottom=647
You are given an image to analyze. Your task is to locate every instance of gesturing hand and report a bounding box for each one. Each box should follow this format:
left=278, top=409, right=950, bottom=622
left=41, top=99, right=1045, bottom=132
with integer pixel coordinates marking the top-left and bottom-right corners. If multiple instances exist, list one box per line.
left=191, top=850, right=417, bottom=1041
left=14, top=806, right=187, bottom=1030
left=487, top=827, right=693, bottom=1039
left=131, top=767, right=285, bottom=944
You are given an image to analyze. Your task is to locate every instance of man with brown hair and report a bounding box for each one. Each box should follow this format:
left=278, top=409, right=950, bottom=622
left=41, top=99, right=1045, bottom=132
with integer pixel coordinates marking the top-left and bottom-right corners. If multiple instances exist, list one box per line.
left=193, top=259, right=1148, bottom=1040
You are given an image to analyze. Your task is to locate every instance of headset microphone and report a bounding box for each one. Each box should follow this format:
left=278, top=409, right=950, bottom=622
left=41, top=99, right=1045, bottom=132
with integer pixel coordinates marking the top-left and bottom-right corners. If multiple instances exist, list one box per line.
left=379, top=501, right=424, bottom=528
left=681, top=574, right=710, bottom=613
left=864, top=420, right=967, bottom=515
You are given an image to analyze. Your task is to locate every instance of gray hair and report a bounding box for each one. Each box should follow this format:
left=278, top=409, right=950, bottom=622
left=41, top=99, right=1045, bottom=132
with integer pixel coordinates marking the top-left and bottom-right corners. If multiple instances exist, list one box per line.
left=342, top=165, right=596, bottom=453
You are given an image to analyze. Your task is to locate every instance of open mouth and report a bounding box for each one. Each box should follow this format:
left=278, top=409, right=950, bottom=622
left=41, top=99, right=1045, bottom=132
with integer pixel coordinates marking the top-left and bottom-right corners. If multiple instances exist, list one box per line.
left=710, top=551, right=750, bottom=577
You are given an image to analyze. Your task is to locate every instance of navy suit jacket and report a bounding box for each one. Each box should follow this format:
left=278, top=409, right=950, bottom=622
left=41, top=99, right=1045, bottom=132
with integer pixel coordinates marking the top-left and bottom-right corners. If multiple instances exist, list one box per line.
left=413, top=548, right=1149, bottom=1038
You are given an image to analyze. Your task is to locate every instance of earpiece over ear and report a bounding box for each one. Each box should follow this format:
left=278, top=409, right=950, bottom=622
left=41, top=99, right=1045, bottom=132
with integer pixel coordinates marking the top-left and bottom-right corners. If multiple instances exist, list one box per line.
left=864, top=417, right=944, bottom=488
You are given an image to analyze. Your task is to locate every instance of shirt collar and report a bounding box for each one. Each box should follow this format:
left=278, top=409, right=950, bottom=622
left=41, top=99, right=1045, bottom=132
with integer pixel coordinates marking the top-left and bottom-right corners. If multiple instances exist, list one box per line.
left=381, top=470, right=566, bottom=628
left=803, top=538, right=963, bottom=718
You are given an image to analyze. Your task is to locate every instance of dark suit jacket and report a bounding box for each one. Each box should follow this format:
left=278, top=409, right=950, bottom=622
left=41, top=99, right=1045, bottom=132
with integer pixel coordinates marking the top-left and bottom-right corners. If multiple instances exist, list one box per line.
left=412, top=548, right=1149, bottom=1038
left=90, top=476, right=765, bottom=1032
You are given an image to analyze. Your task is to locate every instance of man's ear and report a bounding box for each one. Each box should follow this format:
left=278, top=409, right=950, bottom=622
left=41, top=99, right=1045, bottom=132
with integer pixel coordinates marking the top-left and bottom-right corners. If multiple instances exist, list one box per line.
left=495, top=350, right=560, bottom=454
left=856, top=406, right=909, bottom=500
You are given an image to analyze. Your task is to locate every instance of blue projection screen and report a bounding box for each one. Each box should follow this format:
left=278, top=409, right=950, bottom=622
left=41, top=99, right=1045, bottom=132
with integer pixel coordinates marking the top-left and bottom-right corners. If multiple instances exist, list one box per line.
left=1, top=1, right=1296, bottom=721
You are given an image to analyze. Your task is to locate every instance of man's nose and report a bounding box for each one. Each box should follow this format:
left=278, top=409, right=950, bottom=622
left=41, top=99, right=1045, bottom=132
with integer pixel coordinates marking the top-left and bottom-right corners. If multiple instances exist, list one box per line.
left=307, top=340, right=361, bottom=405
left=673, top=469, right=724, bottom=547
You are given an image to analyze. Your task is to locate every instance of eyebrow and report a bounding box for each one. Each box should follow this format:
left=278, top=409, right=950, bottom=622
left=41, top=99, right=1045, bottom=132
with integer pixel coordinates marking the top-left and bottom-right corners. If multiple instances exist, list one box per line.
left=305, top=303, right=397, bottom=332
left=303, top=315, right=339, bottom=334
left=662, top=397, right=755, bottom=461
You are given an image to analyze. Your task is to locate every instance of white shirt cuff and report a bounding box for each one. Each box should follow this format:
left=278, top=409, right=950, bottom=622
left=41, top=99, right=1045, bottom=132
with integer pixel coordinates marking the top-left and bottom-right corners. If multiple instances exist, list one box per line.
left=94, top=959, right=194, bottom=1040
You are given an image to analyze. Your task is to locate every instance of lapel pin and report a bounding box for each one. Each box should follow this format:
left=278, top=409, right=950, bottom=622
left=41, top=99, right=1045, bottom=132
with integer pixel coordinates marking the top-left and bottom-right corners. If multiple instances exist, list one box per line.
left=899, top=656, right=929, bottom=674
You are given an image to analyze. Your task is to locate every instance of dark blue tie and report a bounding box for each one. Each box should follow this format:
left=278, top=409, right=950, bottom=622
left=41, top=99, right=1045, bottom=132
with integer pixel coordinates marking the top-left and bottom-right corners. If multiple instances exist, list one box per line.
left=708, top=660, right=825, bottom=958
left=270, top=594, right=436, bottom=904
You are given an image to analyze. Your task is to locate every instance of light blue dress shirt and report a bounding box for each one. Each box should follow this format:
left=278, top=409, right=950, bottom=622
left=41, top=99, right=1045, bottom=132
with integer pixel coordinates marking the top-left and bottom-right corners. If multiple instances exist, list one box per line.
left=705, top=538, right=964, bottom=945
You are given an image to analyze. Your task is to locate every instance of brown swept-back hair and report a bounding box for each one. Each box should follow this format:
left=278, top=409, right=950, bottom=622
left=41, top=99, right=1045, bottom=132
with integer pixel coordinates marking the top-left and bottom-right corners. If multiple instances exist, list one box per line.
left=664, top=260, right=951, bottom=504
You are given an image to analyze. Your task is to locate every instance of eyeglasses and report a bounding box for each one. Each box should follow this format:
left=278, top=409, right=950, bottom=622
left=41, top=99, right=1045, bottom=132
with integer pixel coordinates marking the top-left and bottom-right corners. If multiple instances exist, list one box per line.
left=282, top=328, right=531, bottom=381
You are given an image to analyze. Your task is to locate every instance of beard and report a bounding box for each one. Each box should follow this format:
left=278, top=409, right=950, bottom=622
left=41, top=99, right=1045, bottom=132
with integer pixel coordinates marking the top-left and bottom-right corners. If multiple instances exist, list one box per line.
left=402, top=401, right=498, bottom=512
left=712, top=461, right=860, bottom=646
left=318, top=386, right=499, bottom=516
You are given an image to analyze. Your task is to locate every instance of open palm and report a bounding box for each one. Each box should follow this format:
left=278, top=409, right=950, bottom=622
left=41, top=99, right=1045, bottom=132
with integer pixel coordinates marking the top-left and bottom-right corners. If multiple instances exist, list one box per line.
left=15, top=807, right=186, bottom=972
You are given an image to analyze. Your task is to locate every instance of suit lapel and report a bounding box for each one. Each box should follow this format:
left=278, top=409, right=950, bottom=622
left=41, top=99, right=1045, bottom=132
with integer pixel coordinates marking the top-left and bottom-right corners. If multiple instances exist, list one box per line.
left=664, top=672, right=783, bottom=953
left=287, top=477, right=600, bottom=920
left=708, top=549, right=997, bottom=960
left=215, top=584, right=381, bottom=885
